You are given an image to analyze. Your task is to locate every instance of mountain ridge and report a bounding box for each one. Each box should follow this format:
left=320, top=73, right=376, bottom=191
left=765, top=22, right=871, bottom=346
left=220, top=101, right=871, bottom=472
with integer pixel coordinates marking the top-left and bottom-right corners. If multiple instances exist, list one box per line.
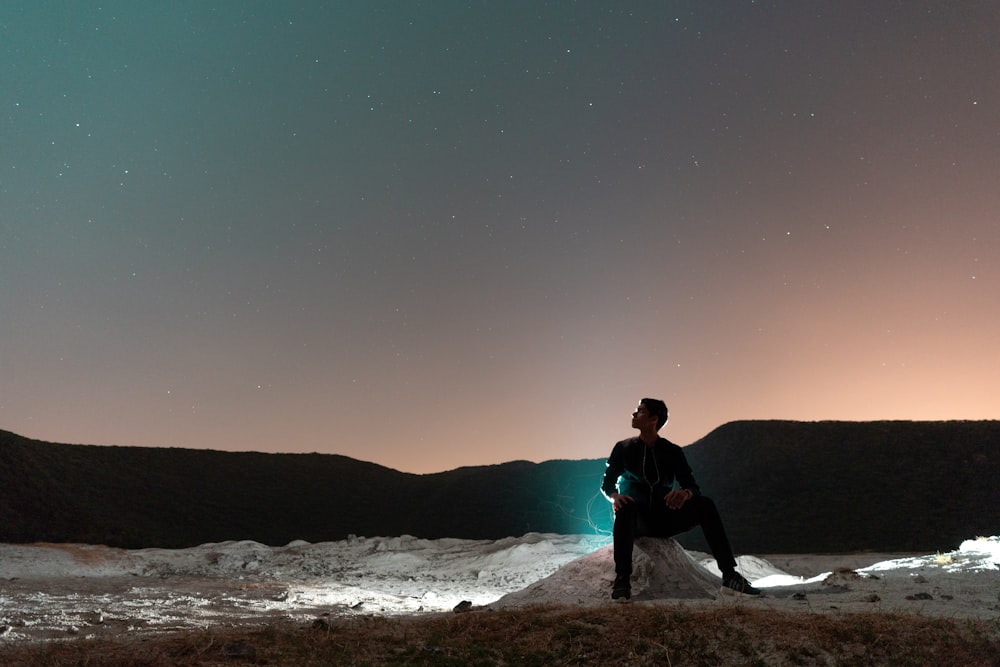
left=2, top=420, right=997, bottom=553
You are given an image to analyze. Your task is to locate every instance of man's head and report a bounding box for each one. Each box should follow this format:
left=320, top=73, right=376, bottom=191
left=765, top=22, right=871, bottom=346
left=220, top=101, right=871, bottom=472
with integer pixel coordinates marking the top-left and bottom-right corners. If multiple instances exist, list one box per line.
left=638, top=398, right=669, bottom=431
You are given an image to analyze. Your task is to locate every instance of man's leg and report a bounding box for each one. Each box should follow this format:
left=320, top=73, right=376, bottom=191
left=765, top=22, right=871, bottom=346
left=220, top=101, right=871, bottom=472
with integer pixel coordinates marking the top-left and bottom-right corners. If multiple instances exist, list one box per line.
left=682, top=496, right=737, bottom=572
left=611, top=502, right=639, bottom=599
left=654, top=496, right=761, bottom=595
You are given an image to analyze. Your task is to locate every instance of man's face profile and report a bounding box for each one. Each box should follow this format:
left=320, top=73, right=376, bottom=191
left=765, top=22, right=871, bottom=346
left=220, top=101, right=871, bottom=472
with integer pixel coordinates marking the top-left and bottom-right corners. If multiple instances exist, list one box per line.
left=631, top=404, right=658, bottom=431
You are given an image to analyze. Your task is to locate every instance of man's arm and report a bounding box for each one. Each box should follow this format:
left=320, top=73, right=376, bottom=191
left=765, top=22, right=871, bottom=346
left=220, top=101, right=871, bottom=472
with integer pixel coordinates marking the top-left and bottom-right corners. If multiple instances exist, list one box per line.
left=600, top=444, right=623, bottom=499
left=602, top=443, right=636, bottom=510
left=672, top=446, right=701, bottom=496
left=662, top=444, right=700, bottom=509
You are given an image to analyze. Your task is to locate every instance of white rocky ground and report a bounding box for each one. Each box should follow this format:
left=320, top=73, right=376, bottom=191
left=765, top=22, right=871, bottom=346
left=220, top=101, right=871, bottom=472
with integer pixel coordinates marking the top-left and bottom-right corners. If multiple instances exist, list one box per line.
left=1, top=534, right=997, bottom=643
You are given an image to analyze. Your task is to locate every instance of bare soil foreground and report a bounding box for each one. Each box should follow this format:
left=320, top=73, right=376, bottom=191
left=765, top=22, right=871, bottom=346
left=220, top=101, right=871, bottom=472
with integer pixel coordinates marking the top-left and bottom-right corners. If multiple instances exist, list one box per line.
left=1, top=535, right=998, bottom=665
left=3, top=604, right=999, bottom=666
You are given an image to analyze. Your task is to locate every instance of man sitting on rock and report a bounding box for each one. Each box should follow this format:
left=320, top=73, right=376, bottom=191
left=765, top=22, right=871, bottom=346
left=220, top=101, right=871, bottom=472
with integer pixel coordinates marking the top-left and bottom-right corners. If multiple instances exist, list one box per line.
left=601, top=398, right=760, bottom=600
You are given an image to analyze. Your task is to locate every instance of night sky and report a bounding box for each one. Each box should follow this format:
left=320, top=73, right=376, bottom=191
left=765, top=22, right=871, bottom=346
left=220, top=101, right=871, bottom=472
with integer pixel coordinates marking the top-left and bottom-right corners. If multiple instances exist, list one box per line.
left=3, top=2, right=998, bottom=474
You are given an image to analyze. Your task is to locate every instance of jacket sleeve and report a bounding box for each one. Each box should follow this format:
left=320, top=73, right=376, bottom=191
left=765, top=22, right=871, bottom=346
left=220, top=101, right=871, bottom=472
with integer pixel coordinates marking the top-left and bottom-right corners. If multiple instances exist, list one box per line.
left=601, top=443, right=625, bottom=498
left=673, top=447, right=702, bottom=496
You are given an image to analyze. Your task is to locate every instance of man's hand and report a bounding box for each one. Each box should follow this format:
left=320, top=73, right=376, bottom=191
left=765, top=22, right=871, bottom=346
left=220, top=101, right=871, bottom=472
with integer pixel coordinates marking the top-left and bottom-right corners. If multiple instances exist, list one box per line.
left=663, top=488, right=693, bottom=509
left=609, top=492, right=634, bottom=512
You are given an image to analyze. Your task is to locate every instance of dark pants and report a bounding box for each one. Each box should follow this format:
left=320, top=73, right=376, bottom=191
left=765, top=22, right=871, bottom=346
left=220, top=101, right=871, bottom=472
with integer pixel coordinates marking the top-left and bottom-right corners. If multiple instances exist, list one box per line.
left=613, top=495, right=738, bottom=576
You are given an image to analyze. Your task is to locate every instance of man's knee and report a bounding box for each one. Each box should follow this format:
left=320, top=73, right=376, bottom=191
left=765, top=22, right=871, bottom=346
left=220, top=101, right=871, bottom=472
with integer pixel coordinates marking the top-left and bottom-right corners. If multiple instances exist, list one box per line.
left=615, top=500, right=639, bottom=517
left=689, top=495, right=717, bottom=512
left=683, top=495, right=723, bottom=524
left=613, top=501, right=637, bottom=527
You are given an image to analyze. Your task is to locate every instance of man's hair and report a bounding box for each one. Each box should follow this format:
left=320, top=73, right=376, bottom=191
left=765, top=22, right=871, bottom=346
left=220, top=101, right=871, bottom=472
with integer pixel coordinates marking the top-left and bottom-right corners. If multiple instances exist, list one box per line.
left=641, top=398, right=669, bottom=430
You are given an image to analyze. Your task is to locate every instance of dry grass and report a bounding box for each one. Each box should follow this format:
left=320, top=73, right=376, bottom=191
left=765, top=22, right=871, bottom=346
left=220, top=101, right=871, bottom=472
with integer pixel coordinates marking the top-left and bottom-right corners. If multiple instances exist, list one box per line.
left=2, top=604, right=999, bottom=666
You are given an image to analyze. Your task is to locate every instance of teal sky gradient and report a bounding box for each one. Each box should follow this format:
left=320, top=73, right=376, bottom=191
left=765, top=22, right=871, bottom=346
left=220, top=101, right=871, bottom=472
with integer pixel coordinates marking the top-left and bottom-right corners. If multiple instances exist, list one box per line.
left=2, top=2, right=998, bottom=473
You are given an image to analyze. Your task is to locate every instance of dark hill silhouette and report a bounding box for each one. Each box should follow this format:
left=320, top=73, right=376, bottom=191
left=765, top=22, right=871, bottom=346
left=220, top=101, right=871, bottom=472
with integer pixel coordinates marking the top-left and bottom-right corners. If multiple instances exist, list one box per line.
left=0, top=431, right=601, bottom=548
left=676, top=420, right=1000, bottom=553
left=2, top=420, right=997, bottom=552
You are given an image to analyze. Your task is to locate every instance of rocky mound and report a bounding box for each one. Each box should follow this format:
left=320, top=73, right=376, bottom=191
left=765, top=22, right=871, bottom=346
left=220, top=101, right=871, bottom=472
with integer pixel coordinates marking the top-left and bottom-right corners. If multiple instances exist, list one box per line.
left=490, top=538, right=721, bottom=608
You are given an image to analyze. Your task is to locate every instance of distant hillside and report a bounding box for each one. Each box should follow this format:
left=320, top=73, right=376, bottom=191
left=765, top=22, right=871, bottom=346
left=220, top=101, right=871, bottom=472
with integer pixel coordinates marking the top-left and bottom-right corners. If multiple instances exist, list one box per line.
left=676, top=420, right=1000, bottom=554
left=2, top=420, right=997, bottom=553
left=0, top=430, right=602, bottom=549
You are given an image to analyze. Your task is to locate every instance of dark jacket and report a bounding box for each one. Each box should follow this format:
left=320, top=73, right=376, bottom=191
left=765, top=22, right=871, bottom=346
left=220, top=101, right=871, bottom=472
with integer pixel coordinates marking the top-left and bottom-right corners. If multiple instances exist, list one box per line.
left=601, top=436, right=701, bottom=507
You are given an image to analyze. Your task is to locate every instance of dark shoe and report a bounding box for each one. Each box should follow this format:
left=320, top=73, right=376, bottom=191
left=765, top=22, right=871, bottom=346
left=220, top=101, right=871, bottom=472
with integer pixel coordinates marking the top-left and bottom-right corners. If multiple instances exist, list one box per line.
left=611, top=575, right=631, bottom=600
left=722, top=571, right=761, bottom=596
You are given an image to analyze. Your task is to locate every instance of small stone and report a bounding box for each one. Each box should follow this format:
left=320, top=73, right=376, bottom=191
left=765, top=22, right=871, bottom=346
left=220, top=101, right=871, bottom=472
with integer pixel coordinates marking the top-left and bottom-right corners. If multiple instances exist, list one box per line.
left=453, top=600, right=473, bottom=613
left=823, top=568, right=861, bottom=586
left=906, top=592, right=933, bottom=601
